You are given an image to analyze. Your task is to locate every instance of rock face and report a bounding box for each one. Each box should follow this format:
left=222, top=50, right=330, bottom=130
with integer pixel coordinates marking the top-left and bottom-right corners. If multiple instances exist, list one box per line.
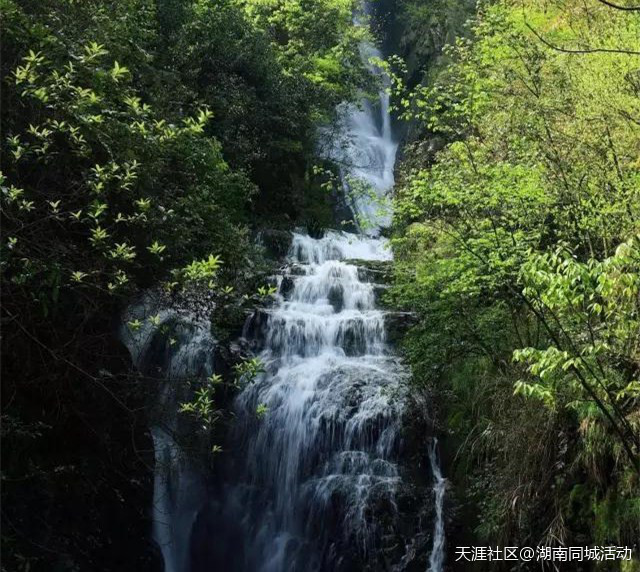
left=341, top=258, right=418, bottom=344
left=121, top=289, right=253, bottom=572
left=384, top=311, right=418, bottom=345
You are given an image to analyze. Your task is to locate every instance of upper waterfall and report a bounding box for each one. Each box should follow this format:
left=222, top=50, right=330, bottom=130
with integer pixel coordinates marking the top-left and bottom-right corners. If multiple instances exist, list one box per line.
left=327, top=10, right=398, bottom=234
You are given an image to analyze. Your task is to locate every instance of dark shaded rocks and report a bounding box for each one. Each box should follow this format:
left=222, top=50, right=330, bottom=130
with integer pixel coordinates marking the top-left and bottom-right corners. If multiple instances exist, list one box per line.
left=384, top=311, right=418, bottom=344
left=279, top=275, right=295, bottom=298
left=327, top=283, right=345, bottom=312
left=259, top=229, right=293, bottom=260
left=373, top=283, right=388, bottom=305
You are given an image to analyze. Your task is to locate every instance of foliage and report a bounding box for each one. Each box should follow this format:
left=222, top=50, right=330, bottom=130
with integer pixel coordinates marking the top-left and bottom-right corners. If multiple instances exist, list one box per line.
left=240, top=0, right=372, bottom=111
left=234, top=357, right=266, bottom=385
left=0, top=0, right=369, bottom=569
left=390, top=0, right=640, bottom=552
left=2, top=44, right=252, bottom=310
left=395, top=0, right=475, bottom=81
left=178, top=355, right=265, bottom=428
left=168, top=0, right=372, bottom=222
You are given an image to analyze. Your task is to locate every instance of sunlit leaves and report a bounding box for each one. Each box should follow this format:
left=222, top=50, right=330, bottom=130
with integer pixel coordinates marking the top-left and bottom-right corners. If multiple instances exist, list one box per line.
left=4, top=185, right=24, bottom=203
left=256, top=284, right=277, bottom=297
left=14, top=50, right=44, bottom=86
left=89, top=226, right=109, bottom=245
left=108, top=242, right=136, bottom=262
left=2, top=31, right=254, bottom=312
left=110, top=60, right=129, bottom=82
left=71, top=271, right=88, bottom=283
left=179, top=385, right=221, bottom=428
left=233, top=357, right=264, bottom=385
left=181, top=254, right=222, bottom=284
left=134, top=197, right=151, bottom=212
left=127, top=318, right=143, bottom=332
left=83, top=42, right=108, bottom=61
left=107, top=269, right=129, bottom=292
left=147, top=241, right=166, bottom=256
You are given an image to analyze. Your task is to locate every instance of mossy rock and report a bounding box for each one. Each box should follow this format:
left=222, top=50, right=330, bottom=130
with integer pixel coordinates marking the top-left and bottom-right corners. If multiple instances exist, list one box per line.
left=344, top=258, right=393, bottom=283
left=260, top=229, right=293, bottom=259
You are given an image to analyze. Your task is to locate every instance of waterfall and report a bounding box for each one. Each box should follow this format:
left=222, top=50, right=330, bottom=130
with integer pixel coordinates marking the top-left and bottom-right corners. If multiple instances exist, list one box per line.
left=121, top=300, right=214, bottom=572
left=427, top=439, right=446, bottom=572
left=124, top=3, right=447, bottom=570
left=211, top=231, right=408, bottom=571
left=200, top=4, right=447, bottom=569
left=327, top=8, right=398, bottom=234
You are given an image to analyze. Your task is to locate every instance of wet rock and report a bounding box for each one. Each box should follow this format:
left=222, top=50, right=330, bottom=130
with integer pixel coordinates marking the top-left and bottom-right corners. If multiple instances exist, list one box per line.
left=259, top=229, right=293, bottom=259
left=327, top=284, right=344, bottom=312
left=287, top=263, right=307, bottom=276
left=241, top=309, right=269, bottom=350
left=279, top=275, right=295, bottom=298
left=384, top=311, right=418, bottom=344
left=346, top=258, right=393, bottom=283
left=372, top=283, right=388, bottom=305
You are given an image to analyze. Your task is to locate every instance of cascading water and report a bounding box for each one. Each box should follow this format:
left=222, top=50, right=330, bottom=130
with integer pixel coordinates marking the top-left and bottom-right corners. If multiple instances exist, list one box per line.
left=329, top=8, right=398, bottom=234
left=428, top=439, right=446, bottom=572
left=209, top=231, right=407, bottom=571
left=200, top=4, right=447, bottom=569
left=122, top=301, right=215, bottom=572
left=205, top=14, right=412, bottom=567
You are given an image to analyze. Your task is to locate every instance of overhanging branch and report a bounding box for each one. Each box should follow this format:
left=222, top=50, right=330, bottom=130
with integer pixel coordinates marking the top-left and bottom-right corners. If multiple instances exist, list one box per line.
left=525, top=23, right=640, bottom=56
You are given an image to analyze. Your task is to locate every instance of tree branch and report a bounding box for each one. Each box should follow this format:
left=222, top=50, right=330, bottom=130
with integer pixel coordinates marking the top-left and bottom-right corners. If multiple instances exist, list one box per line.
left=526, top=23, right=640, bottom=56
left=595, top=0, right=640, bottom=10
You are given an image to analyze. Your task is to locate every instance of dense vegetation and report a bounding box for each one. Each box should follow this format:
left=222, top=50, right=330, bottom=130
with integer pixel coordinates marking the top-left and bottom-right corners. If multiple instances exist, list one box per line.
left=0, top=0, right=369, bottom=569
left=389, top=0, right=640, bottom=559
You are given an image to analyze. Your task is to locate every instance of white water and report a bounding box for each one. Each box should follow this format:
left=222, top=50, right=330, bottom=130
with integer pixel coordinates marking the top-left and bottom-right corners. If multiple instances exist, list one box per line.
left=332, top=16, right=447, bottom=566
left=328, top=12, right=398, bottom=234
left=428, top=439, right=446, bottom=572
left=205, top=6, right=447, bottom=568
left=123, top=3, right=447, bottom=569
left=216, top=231, right=407, bottom=571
